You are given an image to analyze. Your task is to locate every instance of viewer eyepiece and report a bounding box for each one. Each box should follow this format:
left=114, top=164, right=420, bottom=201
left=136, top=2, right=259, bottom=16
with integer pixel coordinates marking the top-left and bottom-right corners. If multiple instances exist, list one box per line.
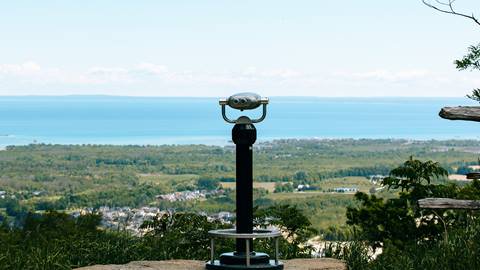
left=219, top=92, right=269, bottom=124
left=226, top=93, right=264, bottom=110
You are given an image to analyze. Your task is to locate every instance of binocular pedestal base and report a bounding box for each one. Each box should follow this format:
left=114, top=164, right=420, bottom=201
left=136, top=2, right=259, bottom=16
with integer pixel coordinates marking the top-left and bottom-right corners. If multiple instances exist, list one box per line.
left=205, top=261, right=283, bottom=270
left=206, top=252, right=283, bottom=269
left=206, top=229, right=284, bottom=270
left=219, top=252, right=270, bottom=265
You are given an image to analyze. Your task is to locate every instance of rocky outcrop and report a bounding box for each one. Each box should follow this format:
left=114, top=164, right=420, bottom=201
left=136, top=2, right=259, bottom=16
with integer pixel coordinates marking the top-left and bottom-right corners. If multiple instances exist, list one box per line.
left=77, top=259, right=346, bottom=270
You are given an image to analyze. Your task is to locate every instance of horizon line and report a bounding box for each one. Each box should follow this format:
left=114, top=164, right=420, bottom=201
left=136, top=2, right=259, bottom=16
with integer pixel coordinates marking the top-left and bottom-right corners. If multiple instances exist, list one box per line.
left=0, top=94, right=472, bottom=99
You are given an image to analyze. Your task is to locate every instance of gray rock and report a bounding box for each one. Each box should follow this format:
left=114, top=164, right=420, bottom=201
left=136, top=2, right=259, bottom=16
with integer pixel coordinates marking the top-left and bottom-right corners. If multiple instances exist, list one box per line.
left=76, top=259, right=346, bottom=270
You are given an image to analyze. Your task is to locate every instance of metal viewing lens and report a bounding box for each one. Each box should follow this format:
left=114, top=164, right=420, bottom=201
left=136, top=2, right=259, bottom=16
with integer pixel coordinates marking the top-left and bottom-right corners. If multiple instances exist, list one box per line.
left=219, top=92, right=269, bottom=124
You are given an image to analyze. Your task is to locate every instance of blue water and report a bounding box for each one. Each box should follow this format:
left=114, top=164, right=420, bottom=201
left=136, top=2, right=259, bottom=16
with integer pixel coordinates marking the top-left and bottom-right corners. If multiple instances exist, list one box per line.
left=1, top=96, right=480, bottom=147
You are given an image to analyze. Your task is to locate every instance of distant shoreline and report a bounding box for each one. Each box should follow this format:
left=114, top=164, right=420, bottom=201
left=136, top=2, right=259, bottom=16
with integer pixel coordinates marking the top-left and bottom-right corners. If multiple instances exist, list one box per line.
left=0, top=95, right=473, bottom=98
left=3, top=137, right=480, bottom=149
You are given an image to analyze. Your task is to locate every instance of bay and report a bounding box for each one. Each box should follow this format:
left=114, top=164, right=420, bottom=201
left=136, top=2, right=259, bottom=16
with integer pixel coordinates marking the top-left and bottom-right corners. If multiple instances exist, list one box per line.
left=0, top=96, right=479, bottom=147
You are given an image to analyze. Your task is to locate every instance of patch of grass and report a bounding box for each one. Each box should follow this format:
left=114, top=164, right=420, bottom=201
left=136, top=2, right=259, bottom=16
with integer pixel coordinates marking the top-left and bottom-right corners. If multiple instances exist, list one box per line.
left=138, top=173, right=199, bottom=190
left=316, top=176, right=376, bottom=193
left=220, top=181, right=278, bottom=192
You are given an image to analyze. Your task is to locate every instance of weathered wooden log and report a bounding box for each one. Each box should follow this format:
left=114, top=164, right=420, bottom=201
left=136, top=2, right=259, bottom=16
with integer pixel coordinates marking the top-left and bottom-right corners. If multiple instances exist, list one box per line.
left=467, top=172, right=480, bottom=180
left=439, top=106, right=480, bottom=122
left=418, top=198, right=480, bottom=209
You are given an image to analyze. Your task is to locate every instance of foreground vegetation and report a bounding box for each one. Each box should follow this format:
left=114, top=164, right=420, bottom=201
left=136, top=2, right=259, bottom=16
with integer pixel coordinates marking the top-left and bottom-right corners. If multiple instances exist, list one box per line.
left=331, top=224, right=480, bottom=270
left=335, top=158, right=480, bottom=269
left=0, top=204, right=316, bottom=270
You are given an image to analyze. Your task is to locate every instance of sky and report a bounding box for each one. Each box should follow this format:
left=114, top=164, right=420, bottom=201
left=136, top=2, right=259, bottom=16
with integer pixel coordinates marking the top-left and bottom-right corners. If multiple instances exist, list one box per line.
left=0, top=0, right=479, bottom=97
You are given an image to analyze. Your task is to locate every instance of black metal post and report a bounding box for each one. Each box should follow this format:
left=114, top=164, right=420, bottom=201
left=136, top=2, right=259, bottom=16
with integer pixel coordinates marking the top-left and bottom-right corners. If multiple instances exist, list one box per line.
left=232, top=123, right=256, bottom=253
left=208, top=93, right=282, bottom=269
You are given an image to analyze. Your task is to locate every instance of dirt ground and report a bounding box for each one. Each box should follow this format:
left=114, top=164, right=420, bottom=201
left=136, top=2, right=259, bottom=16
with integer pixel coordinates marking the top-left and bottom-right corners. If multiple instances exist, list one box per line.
left=77, top=259, right=346, bottom=270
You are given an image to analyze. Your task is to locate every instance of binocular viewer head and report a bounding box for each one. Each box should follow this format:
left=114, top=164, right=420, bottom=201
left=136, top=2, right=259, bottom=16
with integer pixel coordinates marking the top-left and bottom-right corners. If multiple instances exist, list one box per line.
left=219, top=92, right=269, bottom=124
left=220, top=92, right=269, bottom=111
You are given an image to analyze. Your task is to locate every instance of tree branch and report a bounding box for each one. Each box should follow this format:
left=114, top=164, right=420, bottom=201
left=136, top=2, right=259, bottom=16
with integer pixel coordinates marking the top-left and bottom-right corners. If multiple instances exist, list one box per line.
left=422, top=0, right=480, bottom=27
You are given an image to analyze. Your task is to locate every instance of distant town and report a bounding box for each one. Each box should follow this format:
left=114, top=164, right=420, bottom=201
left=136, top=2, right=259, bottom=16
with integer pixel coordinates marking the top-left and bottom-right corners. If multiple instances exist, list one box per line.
left=71, top=206, right=233, bottom=236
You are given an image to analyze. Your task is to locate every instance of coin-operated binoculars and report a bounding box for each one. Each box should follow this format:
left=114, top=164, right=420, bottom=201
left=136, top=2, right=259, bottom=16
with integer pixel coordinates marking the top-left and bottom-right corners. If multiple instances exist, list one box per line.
left=206, top=93, right=283, bottom=270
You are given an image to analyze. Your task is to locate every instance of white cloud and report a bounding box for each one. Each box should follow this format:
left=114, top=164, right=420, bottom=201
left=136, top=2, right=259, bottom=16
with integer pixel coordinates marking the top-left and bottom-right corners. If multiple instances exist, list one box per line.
left=0, top=62, right=478, bottom=97
left=334, top=69, right=432, bottom=82
left=0, top=62, right=41, bottom=76
left=86, top=67, right=133, bottom=83
left=134, top=63, right=168, bottom=75
left=241, top=67, right=302, bottom=79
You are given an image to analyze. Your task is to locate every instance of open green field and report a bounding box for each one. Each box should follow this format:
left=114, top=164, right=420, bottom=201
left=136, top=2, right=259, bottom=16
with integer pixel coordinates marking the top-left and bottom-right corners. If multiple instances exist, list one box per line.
left=1, top=139, right=479, bottom=234
left=139, top=173, right=199, bottom=183
left=138, top=173, right=199, bottom=190
left=316, top=176, right=376, bottom=192
left=220, top=181, right=277, bottom=192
